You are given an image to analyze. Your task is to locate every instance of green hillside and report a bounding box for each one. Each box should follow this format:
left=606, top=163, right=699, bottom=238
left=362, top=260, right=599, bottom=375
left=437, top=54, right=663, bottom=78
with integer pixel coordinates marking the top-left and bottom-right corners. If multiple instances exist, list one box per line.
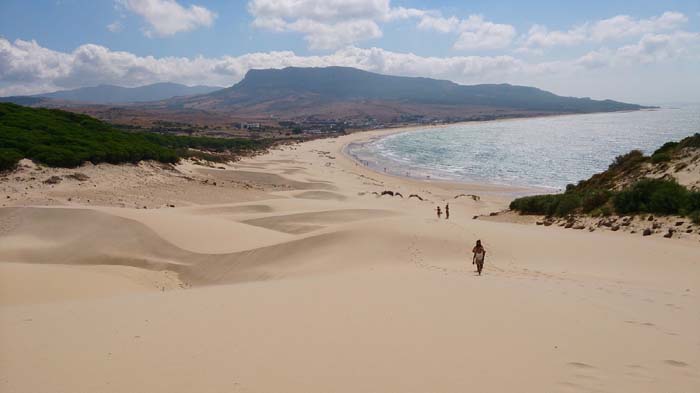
left=0, top=103, right=271, bottom=171
left=509, top=133, right=700, bottom=221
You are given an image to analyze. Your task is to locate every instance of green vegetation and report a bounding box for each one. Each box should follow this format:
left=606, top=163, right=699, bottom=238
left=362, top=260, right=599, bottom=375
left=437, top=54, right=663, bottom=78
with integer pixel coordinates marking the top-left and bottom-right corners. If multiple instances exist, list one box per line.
left=0, top=148, right=23, bottom=171
left=690, top=210, right=700, bottom=225
left=613, top=179, right=697, bottom=215
left=0, top=103, right=273, bottom=170
left=510, top=133, right=700, bottom=218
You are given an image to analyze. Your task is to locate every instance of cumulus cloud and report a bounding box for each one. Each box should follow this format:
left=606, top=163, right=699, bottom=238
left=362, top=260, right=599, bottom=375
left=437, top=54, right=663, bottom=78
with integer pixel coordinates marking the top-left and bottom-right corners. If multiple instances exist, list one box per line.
left=573, top=31, right=700, bottom=70
left=614, top=31, right=700, bottom=64
left=419, top=14, right=516, bottom=51
left=1, top=36, right=698, bottom=96
left=247, top=0, right=425, bottom=50
left=0, top=37, right=527, bottom=95
left=247, top=0, right=518, bottom=51
left=118, top=0, right=216, bottom=37
left=522, top=11, right=689, bottom=50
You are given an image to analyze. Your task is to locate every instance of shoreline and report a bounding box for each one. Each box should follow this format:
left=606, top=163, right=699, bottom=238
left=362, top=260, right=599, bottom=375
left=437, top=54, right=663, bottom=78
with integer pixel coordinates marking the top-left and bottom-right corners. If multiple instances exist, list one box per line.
left=337, top=106, right=686, bottom=196
left=338, top=117, right=567, bottom=197
left=335, top=124, right=537, bottom=198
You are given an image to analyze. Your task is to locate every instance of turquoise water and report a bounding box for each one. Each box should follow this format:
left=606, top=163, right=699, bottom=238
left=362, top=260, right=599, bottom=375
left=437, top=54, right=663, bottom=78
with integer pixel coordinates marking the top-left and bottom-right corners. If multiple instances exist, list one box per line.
left=346, top=105, right=700, bottom=191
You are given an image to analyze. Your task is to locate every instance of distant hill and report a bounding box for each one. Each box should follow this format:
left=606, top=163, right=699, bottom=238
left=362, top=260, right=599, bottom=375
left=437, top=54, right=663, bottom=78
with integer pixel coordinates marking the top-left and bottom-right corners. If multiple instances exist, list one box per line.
left=169, top=66, right=650, bottom=119
left=23, top=83, right=222, bottom=104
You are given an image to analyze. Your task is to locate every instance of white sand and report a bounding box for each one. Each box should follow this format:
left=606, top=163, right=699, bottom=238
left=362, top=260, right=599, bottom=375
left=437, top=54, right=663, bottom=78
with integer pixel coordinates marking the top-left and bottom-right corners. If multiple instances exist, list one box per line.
left=0, top=129, right=699, bottom=392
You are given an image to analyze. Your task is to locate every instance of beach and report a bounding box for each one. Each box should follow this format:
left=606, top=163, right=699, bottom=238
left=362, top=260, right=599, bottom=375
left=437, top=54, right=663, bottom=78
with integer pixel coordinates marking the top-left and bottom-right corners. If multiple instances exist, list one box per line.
left=1, top=128, right=699, bottom=392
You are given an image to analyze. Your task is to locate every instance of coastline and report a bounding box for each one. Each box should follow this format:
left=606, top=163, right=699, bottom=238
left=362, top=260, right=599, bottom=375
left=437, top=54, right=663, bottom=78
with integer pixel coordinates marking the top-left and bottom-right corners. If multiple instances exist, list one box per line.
left=339, top=122, right=548, bottom=198
left=339, top=105, right=687, bottom=195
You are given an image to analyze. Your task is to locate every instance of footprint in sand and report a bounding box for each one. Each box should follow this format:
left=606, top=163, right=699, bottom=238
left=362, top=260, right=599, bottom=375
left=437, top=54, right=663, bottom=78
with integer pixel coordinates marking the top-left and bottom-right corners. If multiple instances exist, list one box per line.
left=624, top=320, right=656, bottom=327
left=664, top=360, right=689, bottom=367
left=568, top=362, right=596, bottom=369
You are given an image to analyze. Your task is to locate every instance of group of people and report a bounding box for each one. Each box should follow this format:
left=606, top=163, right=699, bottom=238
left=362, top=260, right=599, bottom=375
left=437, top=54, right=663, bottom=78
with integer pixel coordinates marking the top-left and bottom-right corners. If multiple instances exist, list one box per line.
left=434, top=203, right=487, bottom=276
left=436, top=203, right=450, bottom=219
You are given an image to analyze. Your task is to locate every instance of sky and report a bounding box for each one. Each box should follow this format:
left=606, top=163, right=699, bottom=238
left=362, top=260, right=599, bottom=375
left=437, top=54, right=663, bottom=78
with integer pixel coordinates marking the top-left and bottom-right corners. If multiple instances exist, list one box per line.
left=0, top=0, right=699, bottom=104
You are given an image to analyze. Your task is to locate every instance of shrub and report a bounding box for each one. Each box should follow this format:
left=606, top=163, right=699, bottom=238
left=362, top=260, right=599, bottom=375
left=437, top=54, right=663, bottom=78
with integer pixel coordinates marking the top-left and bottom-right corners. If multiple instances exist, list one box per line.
left=555, top=193, right=581, bottom=216
left=688, top=192, right=700, bottom=211
left=510, top=194, right=561, bottom=216
left=614, top=179, right=689, bottom=215
left=509, top=193, right=581, bottom=217
left=653, top=141, right=679, bottom=156
left=0, top=148, right=23, bottom=171
left=690, top=210, right=700, bottom=225
left=609, top=150, right=645, bottom=171
left=580, top=189, right=612, bottom=213
left=651, top=152, right=671, bottom=163
left=678, top=133, right=700, bottom=149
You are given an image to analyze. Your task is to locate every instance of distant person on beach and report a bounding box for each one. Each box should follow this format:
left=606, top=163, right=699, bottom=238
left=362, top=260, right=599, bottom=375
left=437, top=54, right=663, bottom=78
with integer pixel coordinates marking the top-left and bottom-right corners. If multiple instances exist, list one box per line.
left=445, top=204, right=450, bottom=220
left=472, top=240, right=486, bottom=275
left=436, top=206, right=442, bottom=219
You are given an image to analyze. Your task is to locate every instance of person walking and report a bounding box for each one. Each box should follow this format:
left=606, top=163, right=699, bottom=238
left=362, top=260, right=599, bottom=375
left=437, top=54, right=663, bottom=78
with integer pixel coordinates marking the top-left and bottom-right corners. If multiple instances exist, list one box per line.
left=436, top=206, right=442, bottom=219
left=445, top=203, right=450, bottom=220
left=472, top=240, right=486, bottom=276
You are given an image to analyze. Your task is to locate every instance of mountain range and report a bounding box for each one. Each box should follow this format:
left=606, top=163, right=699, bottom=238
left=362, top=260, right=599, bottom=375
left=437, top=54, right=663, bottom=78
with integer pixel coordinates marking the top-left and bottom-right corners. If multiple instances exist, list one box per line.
left=1, top=67, right=650, bottom=124
left=161, top=66, right=649, bottom=121
left=2, top=83, right=222, bottom=105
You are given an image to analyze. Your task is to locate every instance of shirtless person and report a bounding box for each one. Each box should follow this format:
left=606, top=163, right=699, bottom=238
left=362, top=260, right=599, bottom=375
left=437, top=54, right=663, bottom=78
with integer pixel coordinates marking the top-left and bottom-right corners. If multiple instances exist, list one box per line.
left=472, top=240, right=486, bottom=275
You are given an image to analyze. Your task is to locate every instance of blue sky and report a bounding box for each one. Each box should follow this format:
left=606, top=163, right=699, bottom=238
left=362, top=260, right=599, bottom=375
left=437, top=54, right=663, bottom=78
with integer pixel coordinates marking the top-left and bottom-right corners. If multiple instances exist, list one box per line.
left=1, top=0, right=699, bottom=104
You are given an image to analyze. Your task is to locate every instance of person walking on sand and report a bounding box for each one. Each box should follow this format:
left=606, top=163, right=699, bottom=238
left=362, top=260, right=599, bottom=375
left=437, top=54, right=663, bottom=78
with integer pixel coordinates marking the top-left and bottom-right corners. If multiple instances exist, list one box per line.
left=436, top=206, right=442, bottom=219
left=472, top=240, right=486, bottom=276
left=445, top=203, right=450, bottom=220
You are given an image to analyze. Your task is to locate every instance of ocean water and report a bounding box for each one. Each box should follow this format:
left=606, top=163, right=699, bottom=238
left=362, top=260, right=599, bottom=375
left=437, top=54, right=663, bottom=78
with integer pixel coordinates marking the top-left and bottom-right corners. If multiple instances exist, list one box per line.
left=346, top=105, right=700, bottom=191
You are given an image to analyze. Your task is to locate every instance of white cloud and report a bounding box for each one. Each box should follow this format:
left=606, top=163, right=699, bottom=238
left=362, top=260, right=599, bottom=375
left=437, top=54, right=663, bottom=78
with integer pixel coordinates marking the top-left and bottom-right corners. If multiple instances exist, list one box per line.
left=522, top=11, right=689, bottom=50
left=522, top=24, right=588, bottom=49
left=248, top=1, right=517, bottom=51
left=118, top=0, right=216, bottom=37
left=1, top=37, right=698, bottom=98
left=417, top=15, right=459, bottom=34
left=247, top=0, right=425, bottom=50
left=0, top=37, right=527, bottom=95
left=573, top=31, right=700, bottom=70
left=614, top=31, right=700, bottom=64
left=107, top=21, right=124, bottom=33
left=454, top=15, right=516, bottom=51
left=416, top=14, right=519, bottom=51
left=590, top=11, right=687, bottom=42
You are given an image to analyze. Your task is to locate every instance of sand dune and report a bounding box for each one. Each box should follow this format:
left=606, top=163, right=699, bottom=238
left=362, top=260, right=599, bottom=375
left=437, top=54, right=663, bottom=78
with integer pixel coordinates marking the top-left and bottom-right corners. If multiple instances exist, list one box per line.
left=242, top=209, right=396, bottom=234
left=294, top=190, right=348, bottom=201
left=1, top=127, right=698, bottom=392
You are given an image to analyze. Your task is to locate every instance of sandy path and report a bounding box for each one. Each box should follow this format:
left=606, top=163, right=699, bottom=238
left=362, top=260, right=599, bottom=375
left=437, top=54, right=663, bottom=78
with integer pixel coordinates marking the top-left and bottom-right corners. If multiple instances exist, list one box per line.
left=0, top=129, right=698, bottom=392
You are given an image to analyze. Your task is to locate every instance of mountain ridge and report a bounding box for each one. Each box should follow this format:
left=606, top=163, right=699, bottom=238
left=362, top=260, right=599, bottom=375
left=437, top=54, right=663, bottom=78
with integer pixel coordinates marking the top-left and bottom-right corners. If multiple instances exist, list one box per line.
left=171, top=66, right=650, bottom=119
left=28, top=82, right=223, bottom=104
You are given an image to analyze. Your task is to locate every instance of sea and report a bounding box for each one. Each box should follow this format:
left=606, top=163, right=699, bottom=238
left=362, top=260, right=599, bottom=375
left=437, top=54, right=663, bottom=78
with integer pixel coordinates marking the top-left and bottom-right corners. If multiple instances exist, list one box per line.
left=345, top=104, right=700, bottom=192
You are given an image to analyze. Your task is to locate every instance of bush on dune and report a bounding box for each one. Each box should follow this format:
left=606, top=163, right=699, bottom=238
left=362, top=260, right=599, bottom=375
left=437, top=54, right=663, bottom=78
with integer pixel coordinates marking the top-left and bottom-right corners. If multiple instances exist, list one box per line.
left=509, top=194, right=563, bottom=216
left=689, top=211, right=700, bottom=225
left=580, top=189, right=612, bottom=213
left=0, top=148, right=23, bottom=172
left=613, top=179, right=690, bottom=215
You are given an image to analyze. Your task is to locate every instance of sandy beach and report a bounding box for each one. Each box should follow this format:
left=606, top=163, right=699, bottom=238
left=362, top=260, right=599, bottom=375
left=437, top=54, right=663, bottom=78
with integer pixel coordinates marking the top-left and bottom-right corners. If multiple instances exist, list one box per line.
left=1, top=128, right=699, bottom=392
